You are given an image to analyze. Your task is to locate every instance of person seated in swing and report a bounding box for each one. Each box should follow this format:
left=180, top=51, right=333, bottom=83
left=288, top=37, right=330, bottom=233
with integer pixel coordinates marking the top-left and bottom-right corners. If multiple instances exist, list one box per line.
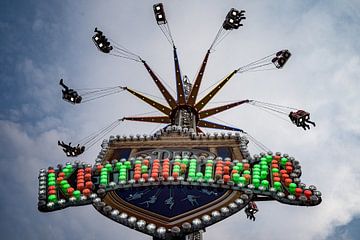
left=74, top=144, right=85, bottom=155
left=98, top=37, right=113, bottom=53
left=59, top=79, right=82, bottom=104
left=58, top=140, right=72, bottom=156
left=245, top=201, right=258, bottom=221
left=58, top=141, right=85, bottom=157
left=289, top=110, right=316, bottom=130
left=92, top=28, right=113, bottom=53
left=94, top=27, right=103, bottom=35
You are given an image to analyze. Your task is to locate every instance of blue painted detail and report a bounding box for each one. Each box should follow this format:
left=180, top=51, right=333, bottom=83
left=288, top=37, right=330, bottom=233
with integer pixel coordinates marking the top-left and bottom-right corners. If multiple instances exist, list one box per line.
left=217, top=147, right=232, bottom=158
left=115, top=186, right=226, bottom=218
left=114, top=148, right=132, bottom=159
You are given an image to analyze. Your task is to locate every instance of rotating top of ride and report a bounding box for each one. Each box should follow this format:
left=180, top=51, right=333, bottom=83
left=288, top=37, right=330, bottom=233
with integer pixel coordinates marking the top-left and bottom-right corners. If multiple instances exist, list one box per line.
left=38, top=3, right=321, bottom=239
left=57, top=4, right=314, bottom=158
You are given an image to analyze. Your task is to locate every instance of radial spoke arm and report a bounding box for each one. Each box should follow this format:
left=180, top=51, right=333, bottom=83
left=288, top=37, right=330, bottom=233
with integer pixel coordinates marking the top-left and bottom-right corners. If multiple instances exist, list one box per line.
left=142, top=60, right=177, bottom=109
left=196, top=127, right=204, bottom=134
left=123, top=116, right=171, bottom=124
left=173, top=47, right=186, bottom=105
left=187, top=50, right=211, bottom=106
left=198, top=120, right=244, bottom=132
left=199, top=100, right=250, bottom=119
left=194, top=70, right=238, bottom=111
left=124, top=87, right=172, bottom=115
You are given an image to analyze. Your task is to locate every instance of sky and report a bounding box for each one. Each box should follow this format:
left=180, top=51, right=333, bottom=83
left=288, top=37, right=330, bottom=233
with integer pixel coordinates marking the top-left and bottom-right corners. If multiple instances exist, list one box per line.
left=0, top=0, right=360, bottom=239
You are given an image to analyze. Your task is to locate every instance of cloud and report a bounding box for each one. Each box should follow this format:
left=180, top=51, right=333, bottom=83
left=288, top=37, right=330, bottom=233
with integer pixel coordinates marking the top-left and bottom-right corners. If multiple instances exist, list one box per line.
left=1, top=0, right=360, bottom=240
left=0, top=119, right=142, bottom=240
left=327, top=217, right=360, bottom=240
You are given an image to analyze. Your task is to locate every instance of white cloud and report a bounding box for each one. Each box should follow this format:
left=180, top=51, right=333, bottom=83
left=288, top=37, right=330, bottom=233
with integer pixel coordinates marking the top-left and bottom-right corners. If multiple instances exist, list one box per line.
left=2, top=0, right=360, bottom=239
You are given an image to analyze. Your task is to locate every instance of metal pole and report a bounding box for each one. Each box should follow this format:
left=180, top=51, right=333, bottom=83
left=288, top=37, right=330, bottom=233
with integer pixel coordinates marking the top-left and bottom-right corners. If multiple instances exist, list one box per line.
left=152, top=236, right=186, bottom=240
left=152, top=231, right=203, bottom=240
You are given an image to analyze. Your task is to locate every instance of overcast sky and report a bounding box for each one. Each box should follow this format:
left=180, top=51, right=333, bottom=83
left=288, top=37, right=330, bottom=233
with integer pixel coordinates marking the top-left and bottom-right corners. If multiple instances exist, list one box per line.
left=0, top=0, right=360, bottom=239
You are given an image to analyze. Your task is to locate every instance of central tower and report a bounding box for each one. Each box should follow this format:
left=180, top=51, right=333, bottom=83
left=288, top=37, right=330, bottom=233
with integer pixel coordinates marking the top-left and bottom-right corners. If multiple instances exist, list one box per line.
left=173, top=77, right=197, bottom=130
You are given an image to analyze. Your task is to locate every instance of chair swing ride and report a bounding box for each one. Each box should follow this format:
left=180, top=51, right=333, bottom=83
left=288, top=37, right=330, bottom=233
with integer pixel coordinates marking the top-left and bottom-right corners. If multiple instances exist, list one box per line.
left=38, top=3, right=321, bottom=240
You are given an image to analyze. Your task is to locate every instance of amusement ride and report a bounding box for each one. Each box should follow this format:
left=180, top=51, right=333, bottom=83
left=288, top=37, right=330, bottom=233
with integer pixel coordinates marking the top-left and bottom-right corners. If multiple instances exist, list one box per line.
left=38, top=3, right=321, bottom=240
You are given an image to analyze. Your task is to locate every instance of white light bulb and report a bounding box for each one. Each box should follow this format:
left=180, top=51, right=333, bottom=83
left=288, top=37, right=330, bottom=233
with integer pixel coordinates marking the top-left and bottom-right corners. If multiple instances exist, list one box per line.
left=158, top=14, right=162, bottom=19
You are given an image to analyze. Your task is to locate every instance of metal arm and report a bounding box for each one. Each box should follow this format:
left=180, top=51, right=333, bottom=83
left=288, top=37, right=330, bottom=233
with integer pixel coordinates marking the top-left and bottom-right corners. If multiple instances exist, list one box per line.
left=142, top=60, right=177, bottom=109
left=187, top=50, right=211, bottom=106
left=194, top=70, right=238, bottom=111
left=198, top=119, right=243, bottom=132
left=173, top=47, right=186, bottom=105
left=199, top=100, right=250, bottom=119
left=123, top=116, right=171, bottom=124
left=124, top=87, right=172, bottom=115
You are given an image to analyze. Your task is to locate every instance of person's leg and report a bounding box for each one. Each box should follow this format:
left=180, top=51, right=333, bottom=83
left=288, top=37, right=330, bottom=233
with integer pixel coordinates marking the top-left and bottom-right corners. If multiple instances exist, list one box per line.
left=59, top=79, right=68, bottom=91
left=307, top=120, right=316, bottom=127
